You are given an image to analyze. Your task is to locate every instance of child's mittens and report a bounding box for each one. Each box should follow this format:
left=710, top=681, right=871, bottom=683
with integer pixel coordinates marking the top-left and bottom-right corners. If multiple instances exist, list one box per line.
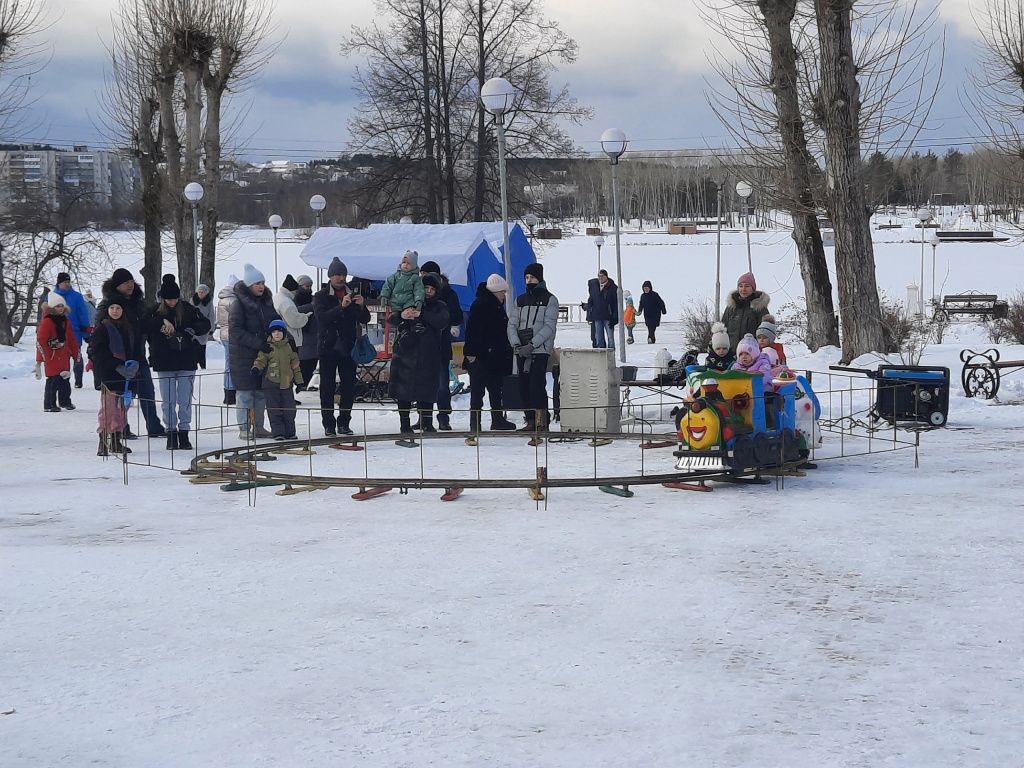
left=60, top=370, right=72, bottom=380
left=33, top=362, right=41, bottom=380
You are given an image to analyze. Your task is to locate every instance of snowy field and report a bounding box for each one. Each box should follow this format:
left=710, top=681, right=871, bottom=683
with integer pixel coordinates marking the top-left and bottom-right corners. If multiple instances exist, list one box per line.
left=3, top=221, right=1024, bottom=766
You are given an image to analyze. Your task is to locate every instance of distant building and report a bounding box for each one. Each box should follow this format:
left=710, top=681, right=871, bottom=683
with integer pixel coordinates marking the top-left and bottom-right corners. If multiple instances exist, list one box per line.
left=0, top=145, right=137, bottom=211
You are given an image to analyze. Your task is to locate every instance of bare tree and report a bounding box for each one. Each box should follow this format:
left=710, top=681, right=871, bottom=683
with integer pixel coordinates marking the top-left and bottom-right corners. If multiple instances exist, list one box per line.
left=0, top=0, right=46, bottom=138
left=0, top=189, right=110, bottom=345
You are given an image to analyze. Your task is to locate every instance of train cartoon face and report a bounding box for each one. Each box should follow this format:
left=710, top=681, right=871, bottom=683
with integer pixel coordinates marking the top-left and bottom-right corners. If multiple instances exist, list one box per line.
left=673, top=369, right=821, bottom=474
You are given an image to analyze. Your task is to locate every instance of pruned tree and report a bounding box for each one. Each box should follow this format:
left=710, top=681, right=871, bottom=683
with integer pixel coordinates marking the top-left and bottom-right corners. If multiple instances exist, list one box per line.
left=105, top=0, right=274, bottom=296
left=0, top=0, right=46, bottom=139
left=102, top=0, right=165, bottom=303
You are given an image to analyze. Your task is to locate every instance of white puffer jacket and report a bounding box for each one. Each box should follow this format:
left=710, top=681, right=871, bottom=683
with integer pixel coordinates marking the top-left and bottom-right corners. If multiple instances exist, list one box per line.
left=274, top=287, right=311, bottom=348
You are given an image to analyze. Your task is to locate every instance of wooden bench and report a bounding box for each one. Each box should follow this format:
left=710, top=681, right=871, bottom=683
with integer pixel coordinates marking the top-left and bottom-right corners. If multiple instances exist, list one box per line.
left=939, top=292, right=1009, bottom=321
left=960, top=348, right=1024, bottom=399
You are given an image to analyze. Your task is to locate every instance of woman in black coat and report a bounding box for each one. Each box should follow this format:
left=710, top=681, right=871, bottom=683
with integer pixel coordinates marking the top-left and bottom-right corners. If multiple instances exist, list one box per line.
left=637, top=280, right=668, bottom=343
left=143, top=275, right=211, bottom=449
left=228, top=265, right=282, bottom=438
left=388, top=273, right=450, bottom=434
left=89, top=298, right=144, bottom=456
left=463, top=276, right=516, bottom=433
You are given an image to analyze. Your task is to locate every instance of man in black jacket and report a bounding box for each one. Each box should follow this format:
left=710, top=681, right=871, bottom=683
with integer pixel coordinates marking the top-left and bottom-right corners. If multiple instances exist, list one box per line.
left=419, top=261, right=464, bottom=430
left=313, top=257, right=371, bottom=436
left=95, top=267, right=165, bottom=438
left=585, top=269, right=618, bottom=349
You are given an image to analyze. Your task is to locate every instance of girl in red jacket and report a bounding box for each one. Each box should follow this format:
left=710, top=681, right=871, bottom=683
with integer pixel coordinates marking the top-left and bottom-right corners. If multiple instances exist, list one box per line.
left=35, top=292, right=81, bottom=412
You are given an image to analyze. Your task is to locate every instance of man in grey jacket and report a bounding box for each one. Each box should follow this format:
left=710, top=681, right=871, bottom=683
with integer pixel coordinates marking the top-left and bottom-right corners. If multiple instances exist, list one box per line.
left=507, top=262, right=559, bottom=431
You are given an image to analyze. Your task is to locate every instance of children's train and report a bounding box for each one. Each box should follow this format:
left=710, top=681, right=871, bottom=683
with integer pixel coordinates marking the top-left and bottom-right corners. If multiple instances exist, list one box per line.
left=672, top=368, right=821, bottom=475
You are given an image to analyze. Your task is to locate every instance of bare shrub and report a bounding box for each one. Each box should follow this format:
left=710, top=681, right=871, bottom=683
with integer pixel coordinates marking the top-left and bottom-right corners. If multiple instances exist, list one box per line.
left=878, top=294, right=929, bottom=365
left=987, top=291, right=1024, bottom=344
left=679, top=297, right=716, bottom=352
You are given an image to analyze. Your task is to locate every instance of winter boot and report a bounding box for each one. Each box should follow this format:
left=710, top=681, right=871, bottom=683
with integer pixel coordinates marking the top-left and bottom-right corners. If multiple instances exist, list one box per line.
left=518, top=414, right=538, bottom=432
left=437, top=413, right=452, bottom=431
left=490, top=410, right=517, bottom=431
left=399, top=409, right=413, bottom=435
left=223, top=389, right=236, bottom=405
left=166, top=431, right=179, bottom=450
left=110, top=432, right=132, bottom=455
left=123, top=425, right=138, bottom=440
left=469, top=410, right=482, bottom=435
left=97, top=434, right=109, bottom=457
left=177, top=430, right=192, bottom=450
left=420, top=413, right=437, bottom=433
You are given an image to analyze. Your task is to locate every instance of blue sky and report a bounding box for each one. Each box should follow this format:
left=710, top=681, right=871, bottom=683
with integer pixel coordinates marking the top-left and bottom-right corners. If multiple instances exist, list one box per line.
left=10, top=0, right=984, bottom=162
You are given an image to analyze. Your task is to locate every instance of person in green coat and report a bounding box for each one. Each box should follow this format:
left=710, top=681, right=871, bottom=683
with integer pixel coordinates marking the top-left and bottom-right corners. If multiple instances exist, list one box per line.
left=721, top=271, right=770, bottom=350
left=252, top=320, right=304, bottom=439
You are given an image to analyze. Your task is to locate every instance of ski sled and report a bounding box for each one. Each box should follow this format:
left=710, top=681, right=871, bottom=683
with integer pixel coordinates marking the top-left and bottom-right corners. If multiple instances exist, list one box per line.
left=395, top=438, right=418, bottom=448
left=441, top=487, right=463, bottom=502
left=272, top=446, right=316, bottom=456
left=220, top=478, right=283, bottom=492
left=587, top=437, right=613, bottom=447
left=464, top=436, right=479, bottom=447
left=599, top=484, right=634, bottom=498
left=329, top=442, right=364, bottom=452
left=528, top=487, right=545, bottom=501
left=640, top=439, right=676, bottom=450
left=352, top=486, right=392, bottom=501
left=276, top=483, right=329, bottom=496
left=662, top=480, right=714, bottom=493
left=527, top=437, right=544, bottom=447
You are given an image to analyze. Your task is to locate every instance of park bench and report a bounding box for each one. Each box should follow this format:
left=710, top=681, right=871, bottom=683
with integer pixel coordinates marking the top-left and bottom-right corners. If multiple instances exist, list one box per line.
left=938, top=292, right=1009, bottom=321
left=960, top=348, right=1024, bottom=399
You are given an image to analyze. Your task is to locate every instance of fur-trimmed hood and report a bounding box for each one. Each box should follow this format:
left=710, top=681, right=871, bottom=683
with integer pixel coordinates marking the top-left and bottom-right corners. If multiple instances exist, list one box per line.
left=726, top=290, right=770, bottom=312
left=100, top=278, right=144, bottom=306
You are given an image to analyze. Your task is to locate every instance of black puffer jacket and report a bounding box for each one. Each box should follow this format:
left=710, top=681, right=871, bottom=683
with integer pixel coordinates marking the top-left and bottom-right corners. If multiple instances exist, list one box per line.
left=388, top=297, right=450, bottom=403
left=721, top=290, right=770, bottom=350
left=144, top=300, right=211, bottom=372
left=228, top=281, right=281, bottom=391
left=293, top=286, right=319, bottom=361
left=89, top=317, right=144, bottom=393
left=96, top=279, right=150, bottom=336
left=433, top=274, right=464, bottom=362
left=464, top=282, right=513, bottom=376
left=312, top=283, right=371, bottom=358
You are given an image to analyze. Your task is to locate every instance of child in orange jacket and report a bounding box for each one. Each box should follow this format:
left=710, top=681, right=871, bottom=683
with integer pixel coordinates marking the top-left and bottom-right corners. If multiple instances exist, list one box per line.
left=35, top=292, right=81, bottom=412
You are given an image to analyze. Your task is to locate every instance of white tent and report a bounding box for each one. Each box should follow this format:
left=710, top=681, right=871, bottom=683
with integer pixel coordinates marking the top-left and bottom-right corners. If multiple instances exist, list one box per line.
left=299, top=222, right=505, bottom=285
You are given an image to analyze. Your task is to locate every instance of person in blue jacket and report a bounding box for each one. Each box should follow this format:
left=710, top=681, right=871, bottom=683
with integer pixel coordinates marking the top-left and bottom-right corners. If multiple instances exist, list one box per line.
left=52, top=272, right=94, bottom=389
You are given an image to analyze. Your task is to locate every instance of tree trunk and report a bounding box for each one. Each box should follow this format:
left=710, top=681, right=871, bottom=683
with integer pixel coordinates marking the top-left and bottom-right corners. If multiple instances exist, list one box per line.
left=417, top=0, right=440, bottom=223
left=760, top=0, right=839, bottom=350
left=177, top=62, right=204, bottom=293
left=472, top=0, right=486, bottom=222
left=0, top=243, right=13, bottom=345
left=202, top=80, right=223, bottom=294
left=156, top=50, right=189, bottom=298
left=138, top=96, right=164, bottom=305
left=814, top=0, right=884, bottom=361
left=436, top=0, right=457, bottom=223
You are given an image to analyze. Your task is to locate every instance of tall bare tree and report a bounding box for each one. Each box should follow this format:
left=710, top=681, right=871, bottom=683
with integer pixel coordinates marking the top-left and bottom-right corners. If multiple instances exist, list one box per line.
left=0, top=0, right=45, bottom=138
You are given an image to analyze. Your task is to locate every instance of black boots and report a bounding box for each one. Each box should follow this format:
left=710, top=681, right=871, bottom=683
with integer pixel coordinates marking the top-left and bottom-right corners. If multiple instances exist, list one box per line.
left=105, top=432, right=131, bottom=455
left=399, top=409, right=413, bottom=434
left=469, top=410, right=482, bottom=435
left=223, top=389, right=236, bottom=405
left=177, top=431, right=192, bottom=450
left=166, top=431, right=179, bottom=450
left=420, top=412, right=436, bottom=433
left=437, top=413, right=452, bottom=431
left=97, top=435, right=109, bottom=457
left=490, top=411, right=517, bottom=430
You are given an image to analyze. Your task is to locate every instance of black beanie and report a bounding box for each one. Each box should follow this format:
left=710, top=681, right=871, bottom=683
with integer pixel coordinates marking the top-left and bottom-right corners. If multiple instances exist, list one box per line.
left=420, top=260, right=441, bottom=275
left=111, top=267, right=134, bottom=288
left=57, top=272, right=71, bottom=284
left=524, top=263, right=544, bottom=281
left=159, top=274, right=181, bottom=300
left=421, top=273, right=442, bottom=292
left=282, top=274, right=299, bottom=291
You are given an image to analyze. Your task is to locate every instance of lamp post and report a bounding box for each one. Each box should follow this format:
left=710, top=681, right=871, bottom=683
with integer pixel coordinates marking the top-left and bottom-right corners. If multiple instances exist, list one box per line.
left=928, top=231, right=940, bottom=307
left=310, top=194, right=327, bottom=284
left=183, top=182, right=204, bottom=291
left=524, top=212, right=540, bottom=243
left=593, top=234, right=605, bottom=272
left=269, top=214, right=283, bottom=289
left=481, top=76, right=516, bottom=311
left=735, top=180, right=753, bottom=272
left=715, top=184, right=723, bottom=318
left=601, top=127, right=628, bottom=363
left=916, top=207, right=930, bottom=316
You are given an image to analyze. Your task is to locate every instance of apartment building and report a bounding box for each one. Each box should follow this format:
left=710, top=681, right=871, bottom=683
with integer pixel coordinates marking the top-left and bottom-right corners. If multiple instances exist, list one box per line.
left=0, top=145, right=136, bottom=211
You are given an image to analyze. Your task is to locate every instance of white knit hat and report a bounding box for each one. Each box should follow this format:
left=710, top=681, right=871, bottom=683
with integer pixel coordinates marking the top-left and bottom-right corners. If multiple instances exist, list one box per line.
left=47, top=292, right=67, bottom=309
left=486, top=274, right=509, bottom=293
left=710, top=322, right=729, bottom=351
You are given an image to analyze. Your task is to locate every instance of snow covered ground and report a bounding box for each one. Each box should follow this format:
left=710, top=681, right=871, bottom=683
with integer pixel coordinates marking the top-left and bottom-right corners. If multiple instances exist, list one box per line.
left=3, top=223, right=1024, bottom=766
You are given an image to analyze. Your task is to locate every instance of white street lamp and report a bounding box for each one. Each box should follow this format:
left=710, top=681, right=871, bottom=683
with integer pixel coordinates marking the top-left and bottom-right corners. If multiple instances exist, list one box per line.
left=310, top=194, right=327, bottom=283
left=593, top=234, right=605, bottom=272
left=928, top=231, right=941, bottom=306
left=183, top=182, right=204, bottom=291
left=715, top=183, right=724, bottom=318
left=269, top=214, right=283, bottom=290
left=601, top=128, right=628, bottom=363
left=735, top=180, right=753, bottom=272
left=482, top=76, right=517, bottom=312
left=524, top=212, right=540, bottom=243
left=917, top=207, right=931, bottom=316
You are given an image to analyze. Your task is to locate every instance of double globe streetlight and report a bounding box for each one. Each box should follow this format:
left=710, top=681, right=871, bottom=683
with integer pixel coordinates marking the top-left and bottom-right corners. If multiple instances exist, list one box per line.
left=601, top=127, right=628, bottom=363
